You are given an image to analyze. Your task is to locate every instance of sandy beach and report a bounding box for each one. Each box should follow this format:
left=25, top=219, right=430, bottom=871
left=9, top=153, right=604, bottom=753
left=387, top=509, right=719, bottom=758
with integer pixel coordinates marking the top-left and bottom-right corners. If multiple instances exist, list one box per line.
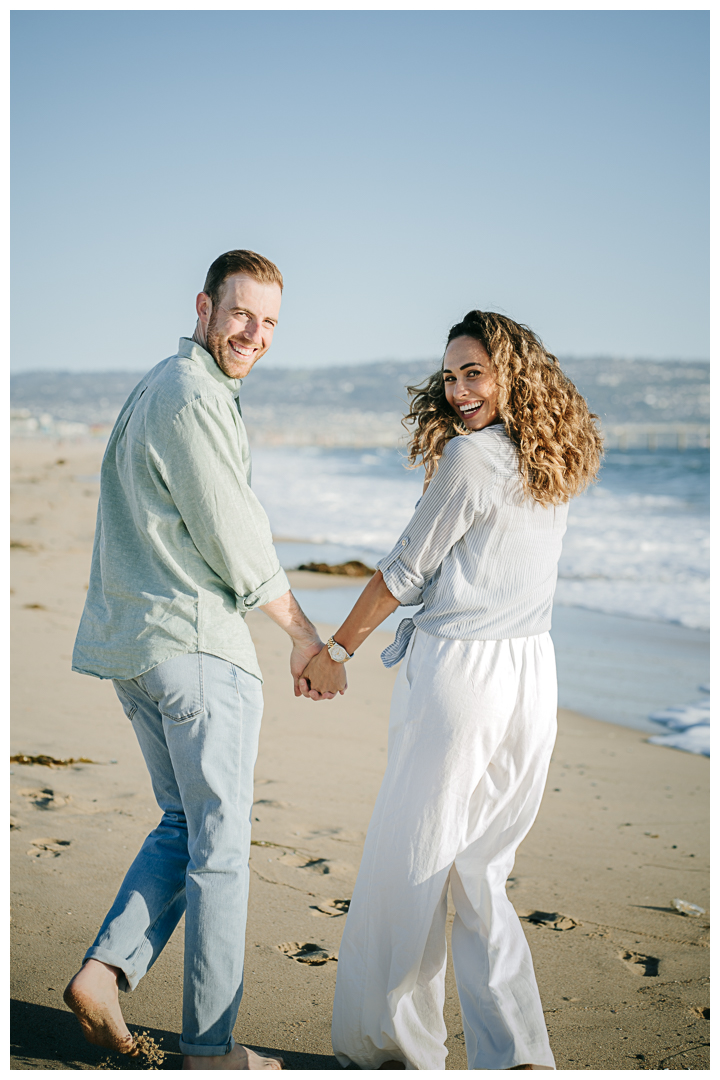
left=10, top=438, right=709, bottom=1071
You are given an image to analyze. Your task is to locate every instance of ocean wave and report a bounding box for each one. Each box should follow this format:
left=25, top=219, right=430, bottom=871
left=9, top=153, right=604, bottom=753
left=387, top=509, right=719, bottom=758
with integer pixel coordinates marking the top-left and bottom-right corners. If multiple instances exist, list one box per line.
left=646, top=692, right=710, bottom=756
left=252, top=445, right=709, bottom=631
left=554, top=581, right=709, bottom=631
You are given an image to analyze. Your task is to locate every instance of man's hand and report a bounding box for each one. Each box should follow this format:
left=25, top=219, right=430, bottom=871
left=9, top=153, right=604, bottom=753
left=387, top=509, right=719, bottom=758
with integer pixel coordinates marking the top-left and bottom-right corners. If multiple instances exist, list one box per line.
left=261, top=574, right=398, bottom=702
left=259, top=590, right=337, bottom=698
left=298, top=648, right=348, bottom=701
left=290, top=637, right=338, bottom=699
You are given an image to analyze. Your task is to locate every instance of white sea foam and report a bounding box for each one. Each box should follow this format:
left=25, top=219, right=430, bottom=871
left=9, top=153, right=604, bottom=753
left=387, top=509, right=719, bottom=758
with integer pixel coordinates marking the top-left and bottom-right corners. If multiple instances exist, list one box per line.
left=648, top=700, right=710, bottom=730
left=252, top=446, right=423, bottom=551
left=555, top=485, right=709, bottom=629
left=647, top=725, right=710, bottom=757
left=646, top=690, right=710, bottom=757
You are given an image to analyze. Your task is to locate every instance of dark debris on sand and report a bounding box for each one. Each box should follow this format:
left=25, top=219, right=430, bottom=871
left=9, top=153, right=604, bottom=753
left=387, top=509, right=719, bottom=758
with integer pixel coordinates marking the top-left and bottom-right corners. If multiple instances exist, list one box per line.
left=11, top=753, right=98, bottom=767
left=297, top=560, right=374, bottom=577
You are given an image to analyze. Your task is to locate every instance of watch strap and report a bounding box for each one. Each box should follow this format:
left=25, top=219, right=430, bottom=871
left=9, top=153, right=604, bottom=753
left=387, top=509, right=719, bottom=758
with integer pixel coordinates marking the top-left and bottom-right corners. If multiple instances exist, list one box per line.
left=327, top=635, right=354, bottom=662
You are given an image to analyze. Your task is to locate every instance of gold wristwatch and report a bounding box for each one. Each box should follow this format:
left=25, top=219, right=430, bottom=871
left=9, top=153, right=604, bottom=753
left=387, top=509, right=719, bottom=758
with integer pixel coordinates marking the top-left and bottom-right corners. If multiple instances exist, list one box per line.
left=326, top=636, right=354, bottom=663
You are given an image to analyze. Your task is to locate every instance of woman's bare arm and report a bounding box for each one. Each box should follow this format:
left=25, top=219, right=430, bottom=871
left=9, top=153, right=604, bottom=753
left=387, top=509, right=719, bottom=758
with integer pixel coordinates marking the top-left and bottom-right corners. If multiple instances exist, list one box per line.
left=298, top=571, right=399, bottom=699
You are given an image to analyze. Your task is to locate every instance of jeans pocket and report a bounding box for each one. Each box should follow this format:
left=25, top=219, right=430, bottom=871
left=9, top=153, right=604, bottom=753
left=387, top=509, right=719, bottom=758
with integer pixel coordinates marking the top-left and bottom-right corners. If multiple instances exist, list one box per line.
left=113, top=681, right=138, bottom=720
left=141, top=653, right=205, bottom=723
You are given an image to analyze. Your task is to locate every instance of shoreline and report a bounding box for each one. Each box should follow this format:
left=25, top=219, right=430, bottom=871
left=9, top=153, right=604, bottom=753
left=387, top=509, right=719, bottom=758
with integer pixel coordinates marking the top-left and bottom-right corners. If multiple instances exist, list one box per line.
left=285, top=575, right=709, bottom=739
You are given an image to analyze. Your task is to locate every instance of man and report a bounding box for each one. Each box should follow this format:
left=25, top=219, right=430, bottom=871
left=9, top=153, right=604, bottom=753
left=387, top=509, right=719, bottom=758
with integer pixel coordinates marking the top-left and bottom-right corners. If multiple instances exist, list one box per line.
left=64, top=250, right=338, bottom=1070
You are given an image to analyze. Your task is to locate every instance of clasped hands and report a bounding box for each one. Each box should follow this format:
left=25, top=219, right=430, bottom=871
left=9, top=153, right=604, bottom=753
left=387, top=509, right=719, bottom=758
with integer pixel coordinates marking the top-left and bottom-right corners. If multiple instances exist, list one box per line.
left=291, top=636, right=347, bottom=701
left=287, top=572, right=396, bottom=701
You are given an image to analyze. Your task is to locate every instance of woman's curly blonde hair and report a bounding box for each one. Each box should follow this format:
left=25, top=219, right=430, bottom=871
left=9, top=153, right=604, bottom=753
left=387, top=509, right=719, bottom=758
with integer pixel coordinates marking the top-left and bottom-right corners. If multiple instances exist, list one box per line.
left=404, top=310, right=603, bottom=505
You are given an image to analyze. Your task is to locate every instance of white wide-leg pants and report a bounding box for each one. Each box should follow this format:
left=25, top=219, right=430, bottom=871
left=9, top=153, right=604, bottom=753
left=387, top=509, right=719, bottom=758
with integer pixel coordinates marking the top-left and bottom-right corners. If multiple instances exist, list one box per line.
left=332, top=629, right=558, bottom=1071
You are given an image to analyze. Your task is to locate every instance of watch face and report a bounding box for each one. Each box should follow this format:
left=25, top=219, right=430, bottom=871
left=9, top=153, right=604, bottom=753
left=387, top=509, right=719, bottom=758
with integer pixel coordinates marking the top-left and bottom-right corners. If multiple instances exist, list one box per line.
left=328, top=643, right=347, bottom=662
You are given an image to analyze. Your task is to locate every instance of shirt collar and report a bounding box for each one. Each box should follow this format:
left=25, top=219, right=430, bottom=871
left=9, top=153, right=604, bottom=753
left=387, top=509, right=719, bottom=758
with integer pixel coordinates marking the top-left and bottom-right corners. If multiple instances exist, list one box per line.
left=177, top=337, right=242, bottom=395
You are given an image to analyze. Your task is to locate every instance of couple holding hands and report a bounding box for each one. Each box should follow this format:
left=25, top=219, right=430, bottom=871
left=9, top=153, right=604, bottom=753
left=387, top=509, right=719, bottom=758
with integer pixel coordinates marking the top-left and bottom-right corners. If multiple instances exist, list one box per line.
left=64, top=249, right=602, bottom=1070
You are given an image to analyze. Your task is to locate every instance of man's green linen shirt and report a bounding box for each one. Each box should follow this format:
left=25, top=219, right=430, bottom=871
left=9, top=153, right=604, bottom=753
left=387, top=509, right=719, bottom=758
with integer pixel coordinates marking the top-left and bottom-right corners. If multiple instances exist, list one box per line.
left=72, top=338, right=290, bottom=683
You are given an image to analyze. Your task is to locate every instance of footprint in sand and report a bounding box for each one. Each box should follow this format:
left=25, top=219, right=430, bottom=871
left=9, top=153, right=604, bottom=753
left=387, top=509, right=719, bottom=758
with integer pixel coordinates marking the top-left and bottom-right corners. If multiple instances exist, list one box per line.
left=277, top=852, right=332, bottom=874
left=19, top=787, right=72, bottom=811
left=276, top=942, right=338, bottom=965
left=520, top=910, right=579, bottom=931
left=310, top=898, right=351, bottom=918
left=619, top=950, right=659, bottom=977
left=306, top=826, right=359, bottom=842
left=253, top=798, right=290, bottom=810
left=10, top=816, right=20, bottom=831
left=27, top=837, right=71, bottom=859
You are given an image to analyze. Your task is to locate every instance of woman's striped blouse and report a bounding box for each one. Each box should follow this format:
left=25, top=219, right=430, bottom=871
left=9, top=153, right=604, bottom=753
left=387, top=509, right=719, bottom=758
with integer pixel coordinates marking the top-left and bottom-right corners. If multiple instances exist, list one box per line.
left=377, top=424, right=568, bottom=667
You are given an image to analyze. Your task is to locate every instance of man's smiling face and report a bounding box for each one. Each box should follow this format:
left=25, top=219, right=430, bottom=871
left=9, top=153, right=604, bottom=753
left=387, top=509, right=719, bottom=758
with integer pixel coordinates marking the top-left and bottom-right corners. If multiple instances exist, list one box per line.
left=196, top=273, right=282, bottom=379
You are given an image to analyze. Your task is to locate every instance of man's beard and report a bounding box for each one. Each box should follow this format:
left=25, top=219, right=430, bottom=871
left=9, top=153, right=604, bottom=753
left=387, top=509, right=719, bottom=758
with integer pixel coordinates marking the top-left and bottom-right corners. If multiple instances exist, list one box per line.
left=205, top=313, right=258, bottom=379
left=206, top=314, right=235, bottom=378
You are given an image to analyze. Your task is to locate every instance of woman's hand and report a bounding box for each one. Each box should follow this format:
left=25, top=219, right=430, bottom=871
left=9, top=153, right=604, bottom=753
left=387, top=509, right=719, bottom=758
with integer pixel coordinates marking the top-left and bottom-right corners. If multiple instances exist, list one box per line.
left=299, top=649, right=348, bottom=700
left=298, top=571, right=400, bottom=701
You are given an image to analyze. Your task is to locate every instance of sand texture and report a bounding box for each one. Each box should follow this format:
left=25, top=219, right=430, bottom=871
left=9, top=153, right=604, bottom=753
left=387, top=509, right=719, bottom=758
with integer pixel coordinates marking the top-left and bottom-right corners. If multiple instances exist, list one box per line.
left=10, top=439, right=709, bottom=1070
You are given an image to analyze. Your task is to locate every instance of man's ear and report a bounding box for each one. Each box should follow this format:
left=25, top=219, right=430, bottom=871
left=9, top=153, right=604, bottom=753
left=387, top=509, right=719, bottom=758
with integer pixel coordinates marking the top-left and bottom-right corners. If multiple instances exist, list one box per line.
left=196, top=291, right=212, bottom=325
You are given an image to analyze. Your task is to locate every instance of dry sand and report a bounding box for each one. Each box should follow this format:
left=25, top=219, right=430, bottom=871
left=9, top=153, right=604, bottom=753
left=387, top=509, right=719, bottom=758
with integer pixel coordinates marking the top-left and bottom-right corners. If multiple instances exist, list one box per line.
left=10, top=438, right=709, bottom=1071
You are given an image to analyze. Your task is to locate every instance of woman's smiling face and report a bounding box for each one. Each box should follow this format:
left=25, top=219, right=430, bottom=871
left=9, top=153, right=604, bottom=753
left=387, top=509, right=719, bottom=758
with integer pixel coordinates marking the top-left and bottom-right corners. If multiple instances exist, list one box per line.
left=443, top=335, right=500, bottom=431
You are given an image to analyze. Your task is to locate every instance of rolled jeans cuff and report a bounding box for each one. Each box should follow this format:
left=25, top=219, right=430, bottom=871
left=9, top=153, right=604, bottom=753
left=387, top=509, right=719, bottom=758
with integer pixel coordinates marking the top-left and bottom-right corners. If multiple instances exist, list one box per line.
left=83, top=946, right=137, bottom=993
left=179, top=1035, right=235, bottom=1057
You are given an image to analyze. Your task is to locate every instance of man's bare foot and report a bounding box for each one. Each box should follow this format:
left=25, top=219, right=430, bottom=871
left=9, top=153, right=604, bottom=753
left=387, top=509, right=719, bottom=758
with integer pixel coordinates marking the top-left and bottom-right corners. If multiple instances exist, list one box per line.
left=183, top=1044, right=283, bottom=1070
left=63, top=959, right=137, bottom=1056
left=378, top=1063, right=405, bottom=1070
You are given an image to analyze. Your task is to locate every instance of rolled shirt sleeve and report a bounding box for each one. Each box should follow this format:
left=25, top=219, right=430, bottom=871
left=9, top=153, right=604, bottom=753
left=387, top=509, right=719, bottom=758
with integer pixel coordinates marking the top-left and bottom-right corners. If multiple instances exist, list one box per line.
left=161, top=397, right=290, bottom=611
left=377, top=436, right=489, bottom=605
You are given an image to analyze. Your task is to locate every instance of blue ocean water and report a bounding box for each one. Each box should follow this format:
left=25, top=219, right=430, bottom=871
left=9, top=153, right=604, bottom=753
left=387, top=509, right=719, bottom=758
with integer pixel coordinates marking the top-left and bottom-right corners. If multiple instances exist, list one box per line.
left=251, top=445, right=710, bottom=744
left=254, top=445, right=709, bottom=630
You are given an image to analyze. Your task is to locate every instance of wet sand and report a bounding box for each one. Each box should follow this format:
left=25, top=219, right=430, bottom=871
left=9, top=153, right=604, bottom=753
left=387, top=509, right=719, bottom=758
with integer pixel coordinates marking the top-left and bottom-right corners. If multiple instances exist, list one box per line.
left=10, top=438, right=709, bottom=1070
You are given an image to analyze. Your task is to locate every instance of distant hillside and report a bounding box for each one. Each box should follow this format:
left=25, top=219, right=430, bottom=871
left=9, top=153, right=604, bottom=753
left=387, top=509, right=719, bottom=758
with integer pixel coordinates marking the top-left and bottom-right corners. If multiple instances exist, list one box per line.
left=240, top=356, right=709, bottom=427
left=10, top=357, right=709, bottom=447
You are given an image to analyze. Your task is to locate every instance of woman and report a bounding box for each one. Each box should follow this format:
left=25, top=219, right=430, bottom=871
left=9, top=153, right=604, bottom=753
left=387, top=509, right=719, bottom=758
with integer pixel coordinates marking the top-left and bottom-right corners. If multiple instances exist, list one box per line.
left=300, top=310, right=603, bottom=1071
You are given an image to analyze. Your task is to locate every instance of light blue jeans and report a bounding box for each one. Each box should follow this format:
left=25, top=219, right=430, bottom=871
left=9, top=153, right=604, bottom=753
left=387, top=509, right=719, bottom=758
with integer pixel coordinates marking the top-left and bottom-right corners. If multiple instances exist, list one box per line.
left=84, top=652, right=263, bottom=1056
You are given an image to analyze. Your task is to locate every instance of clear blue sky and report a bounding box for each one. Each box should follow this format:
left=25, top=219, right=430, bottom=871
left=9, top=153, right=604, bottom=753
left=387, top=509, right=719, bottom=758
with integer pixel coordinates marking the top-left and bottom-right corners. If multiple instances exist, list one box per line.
left=11, top=9, right=709, bottom=372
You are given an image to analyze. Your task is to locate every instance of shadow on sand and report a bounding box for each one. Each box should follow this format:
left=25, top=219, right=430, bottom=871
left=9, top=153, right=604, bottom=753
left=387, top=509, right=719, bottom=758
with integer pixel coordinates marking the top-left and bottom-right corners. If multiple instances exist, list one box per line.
left=11, top=999, right=341, bottom=1070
